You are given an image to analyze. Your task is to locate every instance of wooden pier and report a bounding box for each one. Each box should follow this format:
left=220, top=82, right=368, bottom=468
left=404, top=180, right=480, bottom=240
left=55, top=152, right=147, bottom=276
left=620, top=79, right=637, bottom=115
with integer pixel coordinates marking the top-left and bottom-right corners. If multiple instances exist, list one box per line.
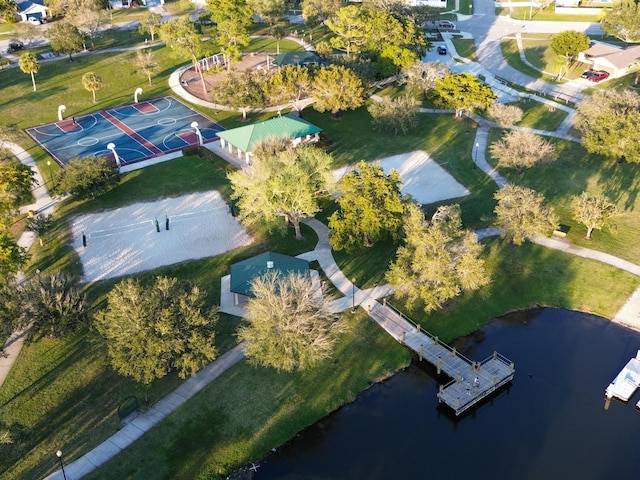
left=369, top=302, right=515, bottom=416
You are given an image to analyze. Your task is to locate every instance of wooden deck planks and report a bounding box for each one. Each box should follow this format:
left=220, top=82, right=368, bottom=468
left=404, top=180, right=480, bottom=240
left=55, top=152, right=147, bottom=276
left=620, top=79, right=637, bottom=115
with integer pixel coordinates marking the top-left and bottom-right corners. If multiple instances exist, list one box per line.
left=369, top=303, right=515, bottom=415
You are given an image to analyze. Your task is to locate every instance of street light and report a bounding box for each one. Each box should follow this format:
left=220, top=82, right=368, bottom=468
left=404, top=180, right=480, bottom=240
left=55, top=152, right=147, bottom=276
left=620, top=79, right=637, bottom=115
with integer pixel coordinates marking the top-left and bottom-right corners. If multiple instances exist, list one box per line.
left=351, top=278, right=356, bottom=313
left=474, top=142, right=479, bottom=169
left=56, top=450, right=68, bottom=480
left=47, top=160, right=52, bottom=185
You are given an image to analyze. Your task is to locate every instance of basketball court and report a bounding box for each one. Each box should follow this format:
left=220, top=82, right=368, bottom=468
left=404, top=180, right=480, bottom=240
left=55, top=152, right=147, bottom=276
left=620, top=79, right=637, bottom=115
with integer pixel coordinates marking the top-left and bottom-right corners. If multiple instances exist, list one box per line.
left=25, top=96, right=224, bottom=166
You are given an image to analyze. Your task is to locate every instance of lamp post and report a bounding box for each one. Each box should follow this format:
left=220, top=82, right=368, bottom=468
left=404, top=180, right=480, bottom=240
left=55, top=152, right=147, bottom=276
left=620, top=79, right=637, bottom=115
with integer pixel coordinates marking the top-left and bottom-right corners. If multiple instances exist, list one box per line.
left=56, top=450, right=68, bottom=480
left=351, top=278, right=356, bottom=313
left=474, top=142, right=479, bottom=169
left=134, top=87, right=143, bottom=103
left=47, top=160, right=52, bottom=185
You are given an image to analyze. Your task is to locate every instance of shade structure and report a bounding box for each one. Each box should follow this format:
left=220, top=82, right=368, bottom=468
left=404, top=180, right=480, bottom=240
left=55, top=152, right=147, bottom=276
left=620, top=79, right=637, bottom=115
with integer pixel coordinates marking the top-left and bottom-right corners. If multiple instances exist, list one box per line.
left=229, top=251, right=310, bottom=297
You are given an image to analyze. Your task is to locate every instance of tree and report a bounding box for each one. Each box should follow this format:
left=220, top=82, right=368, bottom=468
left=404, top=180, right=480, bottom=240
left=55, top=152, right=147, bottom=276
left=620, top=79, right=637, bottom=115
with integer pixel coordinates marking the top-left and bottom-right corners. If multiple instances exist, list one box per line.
left=601, top=1, right=640, bottom=44
left=237, top=271, right=344, bottom=371
left=95, top=276, right=218, bottom=384
left=488, top=102, right=523, bottom=127
left=367, top=95, right=419, bottom=136
left=68, top=0, right=109, bottom=48
left=494, top=185, right=558, bottom=246
left=0, top=278, right=21, bottom=352
left=19, top=52, right=40, bottom=92
left=0, top=160, right=36, bottom=227
left=401, top=60, right=449, bottom=100
left=26, top=213, right=53, bottom=247
left=135, top=49, right=160, bottom=86
left=209, top=0, right=253, bottom=70
left=433, top=72, right=497, bottom=117
left=489, top=130, right=556, bottom=171
left=325, top=5, right=370, bottom=56
left=82, top=71, right=102, bottom=103
left=312, top=65, right=364, bottom=118
left=386, top=203, right=488, bottom=313
left=46, top=21, right=84, bottom=61
left=160, top=17, right=207, bottom=92
left=19, top=272, right=89, bottom=340
left=574, top=89, right=640, bottom=163
left=138, top=11, right=163, bottom=42
left=57, top=155, right=119, bottom=199
left=228, top=145, right=334, bottom=239
left=215, top=70, right=266, bottom=120
left=272, top=24, right=286, bottom=54
left=329, top=160, right=404, bottom=253
left=248, top=0, right=285, bottom=25
left=571, top=192, right=618, bottom=240
left=268, top=64, right=313, bottom=113
left=0, top=233, right=28, bottom=281
left=0, top=0, right=17, bottom=23
left=549, top=30, right=590, bottom=64
left=301, top=0, right=343, bottom=28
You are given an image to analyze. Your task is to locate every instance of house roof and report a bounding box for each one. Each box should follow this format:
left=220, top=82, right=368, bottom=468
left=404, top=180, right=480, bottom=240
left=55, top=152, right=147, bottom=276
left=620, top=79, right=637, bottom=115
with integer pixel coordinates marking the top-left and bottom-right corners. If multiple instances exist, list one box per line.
left=16, top=0, right=46, bottom=12
left=584, top=42, right=640, bottom=70
left=229, top=251, right=310, bottom=297
left=272, top=51, right=327, bottom=67
left=216, top=114, right=321, bottom=153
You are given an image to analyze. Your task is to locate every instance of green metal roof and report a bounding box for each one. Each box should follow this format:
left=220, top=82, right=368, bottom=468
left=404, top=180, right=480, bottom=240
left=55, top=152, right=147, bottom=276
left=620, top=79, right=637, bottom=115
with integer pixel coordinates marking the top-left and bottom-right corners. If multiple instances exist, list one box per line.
left=216, top=114, right=322, bottom=153
left=230, top=251, right=310, bottom=297
left=272, top=51, right=327, bottom=67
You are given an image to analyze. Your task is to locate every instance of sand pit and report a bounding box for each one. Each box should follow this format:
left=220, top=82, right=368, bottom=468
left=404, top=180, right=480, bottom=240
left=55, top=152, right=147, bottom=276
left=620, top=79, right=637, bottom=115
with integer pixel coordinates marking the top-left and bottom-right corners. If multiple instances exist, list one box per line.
left=71, top=191, right=253, bottom=283
left=333, top=150, right=469, bottom=205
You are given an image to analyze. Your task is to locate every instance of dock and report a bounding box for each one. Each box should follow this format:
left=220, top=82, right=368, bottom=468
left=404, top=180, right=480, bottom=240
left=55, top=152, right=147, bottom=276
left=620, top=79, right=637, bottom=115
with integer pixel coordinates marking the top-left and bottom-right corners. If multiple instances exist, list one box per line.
left=605, top=350, right=640, bottom=403
left=369, top=302, right=515, bottom=416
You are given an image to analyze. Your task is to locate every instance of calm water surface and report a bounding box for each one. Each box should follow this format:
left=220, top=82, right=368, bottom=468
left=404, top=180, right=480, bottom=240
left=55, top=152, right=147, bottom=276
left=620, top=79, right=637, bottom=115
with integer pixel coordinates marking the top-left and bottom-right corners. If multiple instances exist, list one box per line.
left=255, top=308, right=640, bottom=480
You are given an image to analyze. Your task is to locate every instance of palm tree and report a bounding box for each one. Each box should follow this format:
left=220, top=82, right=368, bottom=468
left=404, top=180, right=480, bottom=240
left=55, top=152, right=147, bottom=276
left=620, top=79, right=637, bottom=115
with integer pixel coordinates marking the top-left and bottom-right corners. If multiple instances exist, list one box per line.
left=82, top=71, right=103, bottom=103
left=19, top=52, right=40, bottom=92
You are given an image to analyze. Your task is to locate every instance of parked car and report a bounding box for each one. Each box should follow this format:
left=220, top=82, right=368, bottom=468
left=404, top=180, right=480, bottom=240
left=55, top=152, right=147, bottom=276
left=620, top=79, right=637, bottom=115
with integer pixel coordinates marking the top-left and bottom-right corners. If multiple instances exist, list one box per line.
left=27, top=16, right=46, bottom=25
left=580, top=70, right=594, bottom=79
left=437, top=46, right=447, bottom=55
left=6, top=41, right=24, bottom=53
left=438, top=20, right=455, bottom=29
left=588, top=70, right=610, bottom=82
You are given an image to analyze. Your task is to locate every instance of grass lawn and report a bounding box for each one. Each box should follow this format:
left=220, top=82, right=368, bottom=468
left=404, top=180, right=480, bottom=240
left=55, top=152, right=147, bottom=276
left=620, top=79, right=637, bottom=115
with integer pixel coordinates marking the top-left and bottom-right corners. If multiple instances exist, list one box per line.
left=71, top=236, right=640, bottom=480
left=500, top=38, right=559, bottom=83
left=451, top=38, right=477, bottom=62
left=486, top=128, right=640, bottom=263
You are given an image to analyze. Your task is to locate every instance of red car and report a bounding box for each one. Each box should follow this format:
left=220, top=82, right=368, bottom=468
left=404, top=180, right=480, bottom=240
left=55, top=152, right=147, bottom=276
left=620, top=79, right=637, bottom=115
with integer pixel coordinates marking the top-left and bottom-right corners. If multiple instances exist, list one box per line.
left=588, top=70, right=610, bottom=82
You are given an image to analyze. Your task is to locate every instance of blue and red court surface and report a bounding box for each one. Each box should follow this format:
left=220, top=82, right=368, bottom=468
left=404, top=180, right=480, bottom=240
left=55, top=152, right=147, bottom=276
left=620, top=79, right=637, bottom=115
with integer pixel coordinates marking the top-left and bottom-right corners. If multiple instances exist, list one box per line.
left=25, top=96, right=224, bottom=166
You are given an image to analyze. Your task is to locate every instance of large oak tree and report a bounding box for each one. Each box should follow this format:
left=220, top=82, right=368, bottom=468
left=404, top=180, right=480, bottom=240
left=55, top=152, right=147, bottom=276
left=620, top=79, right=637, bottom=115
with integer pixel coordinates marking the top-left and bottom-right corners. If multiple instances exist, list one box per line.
left=237, top=271, right=344, bottom=371
left=574, top=89, right=640, bottom=163
left=601, top=1, right=640, bottom=44
left=494, top=185, right=558, bottom=245
left=329, top=161, right=405, bottom=253
left=386, top=203, right=488, bottom=313
left=433, top=72, right=496, bottom=118
left=96, top=276, right=218, bottom=384
left=228, top=145, right=334, bottom=239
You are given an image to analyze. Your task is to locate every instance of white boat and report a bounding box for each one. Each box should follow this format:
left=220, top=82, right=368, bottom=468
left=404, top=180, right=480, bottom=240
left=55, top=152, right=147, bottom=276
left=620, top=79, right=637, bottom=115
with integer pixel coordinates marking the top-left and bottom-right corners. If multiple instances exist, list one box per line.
left=605, top=350, right=640, bottom=402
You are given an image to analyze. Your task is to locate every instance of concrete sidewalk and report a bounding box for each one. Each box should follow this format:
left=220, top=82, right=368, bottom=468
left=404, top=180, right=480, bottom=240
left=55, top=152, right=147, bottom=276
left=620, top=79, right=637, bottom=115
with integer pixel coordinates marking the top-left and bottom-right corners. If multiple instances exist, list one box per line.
left=0, top=142, right=57, bottom=389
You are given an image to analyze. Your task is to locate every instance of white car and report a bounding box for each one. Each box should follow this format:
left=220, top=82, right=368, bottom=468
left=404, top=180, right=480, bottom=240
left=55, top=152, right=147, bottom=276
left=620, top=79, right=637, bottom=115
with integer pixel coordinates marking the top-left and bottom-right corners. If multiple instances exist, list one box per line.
left=27, top=17, right=46, bottom=25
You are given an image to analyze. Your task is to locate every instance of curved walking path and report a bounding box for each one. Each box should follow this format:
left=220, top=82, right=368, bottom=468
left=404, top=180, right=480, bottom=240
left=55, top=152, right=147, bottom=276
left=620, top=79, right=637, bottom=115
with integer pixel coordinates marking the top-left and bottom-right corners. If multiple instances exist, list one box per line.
left=0, top=142, right=58, bottom=389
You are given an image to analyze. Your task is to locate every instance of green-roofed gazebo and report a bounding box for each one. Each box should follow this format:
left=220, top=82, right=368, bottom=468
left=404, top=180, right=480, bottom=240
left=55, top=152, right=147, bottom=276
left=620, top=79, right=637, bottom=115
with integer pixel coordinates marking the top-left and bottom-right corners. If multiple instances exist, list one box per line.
left=229, top=251, right=310, bottom=298
left=216, top=114, right=322, bottom=164
left=272, top=51, right=327, bottom=67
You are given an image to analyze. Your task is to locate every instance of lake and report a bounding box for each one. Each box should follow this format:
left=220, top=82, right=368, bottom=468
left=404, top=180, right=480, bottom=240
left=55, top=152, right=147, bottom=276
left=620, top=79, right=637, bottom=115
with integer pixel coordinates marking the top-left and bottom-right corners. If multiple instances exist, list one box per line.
left=254, top=308, right=640, bottom=480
